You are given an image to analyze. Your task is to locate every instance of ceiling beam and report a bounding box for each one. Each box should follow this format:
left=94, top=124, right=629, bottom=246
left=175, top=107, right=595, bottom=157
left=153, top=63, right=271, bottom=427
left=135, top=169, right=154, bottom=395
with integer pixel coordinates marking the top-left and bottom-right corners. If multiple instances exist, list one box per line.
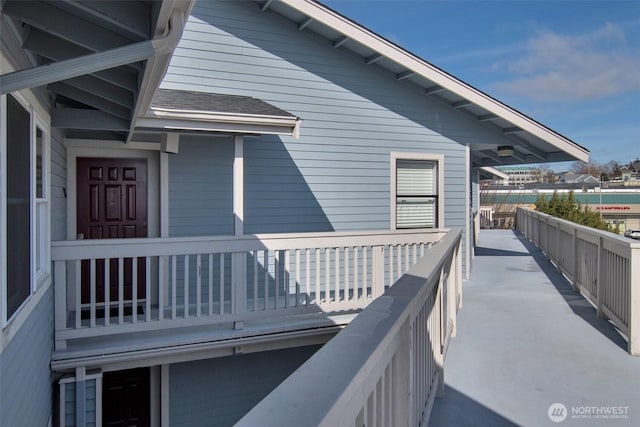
left=424, top=85, right=444, bottom=95
left=23, top=28, right=138, bottom=91
left=298, top=17, right=313, bottom=31
left=52, top=109, right=129, bottom=131
left=62, top=75, right=133, bottom=107
left=55, top=0, right=150, bottom=41
left=365, top=53, right=383, bottom=65
left=261, top=0, right=275, bottom=12
left=2, top=1, right=136, bottom=53
left=477, top=113, right=498, bottom=121
left=396, top=70, right=415, bottom=81
left=332, top=36, right=349, bottom=48
left=452, top=100, right=472, bottom=109
left=479, top=150, right=504, bottom=164
left=502, top=127, right=523, bottom=135
left=48, top=82, right=131, bottom=120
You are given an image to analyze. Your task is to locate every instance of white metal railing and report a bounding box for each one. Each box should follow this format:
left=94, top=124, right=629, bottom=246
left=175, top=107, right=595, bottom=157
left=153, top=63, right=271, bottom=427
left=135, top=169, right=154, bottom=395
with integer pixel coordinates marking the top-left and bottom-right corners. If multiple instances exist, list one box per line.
left=479, top=205, right=494, bottom=229
left=237, top=228, right=463, bottom=427
left=517, top=208, right=640, bottom=356
left=51, top=229, right=447, bottom=349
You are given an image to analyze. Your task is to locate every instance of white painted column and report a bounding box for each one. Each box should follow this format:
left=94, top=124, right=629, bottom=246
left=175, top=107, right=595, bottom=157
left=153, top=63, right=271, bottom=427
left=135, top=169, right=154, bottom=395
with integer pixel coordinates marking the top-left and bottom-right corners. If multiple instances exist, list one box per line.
left=233, top=135, right=244, bottom=236
left=464, top=145, right=471, bottom=280
left=232, top=136, right=246, bottom=317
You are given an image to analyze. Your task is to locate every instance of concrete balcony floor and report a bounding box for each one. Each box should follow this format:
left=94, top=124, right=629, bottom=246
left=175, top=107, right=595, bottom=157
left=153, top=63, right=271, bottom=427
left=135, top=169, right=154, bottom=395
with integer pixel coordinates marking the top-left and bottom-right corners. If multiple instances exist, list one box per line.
left=429, top=230, right=640, bottom=427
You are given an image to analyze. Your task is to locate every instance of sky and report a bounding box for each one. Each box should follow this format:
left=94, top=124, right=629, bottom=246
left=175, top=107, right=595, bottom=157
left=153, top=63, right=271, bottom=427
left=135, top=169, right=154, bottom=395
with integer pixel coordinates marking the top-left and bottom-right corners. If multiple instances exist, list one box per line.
left=322, top=0, right=640, bottom=170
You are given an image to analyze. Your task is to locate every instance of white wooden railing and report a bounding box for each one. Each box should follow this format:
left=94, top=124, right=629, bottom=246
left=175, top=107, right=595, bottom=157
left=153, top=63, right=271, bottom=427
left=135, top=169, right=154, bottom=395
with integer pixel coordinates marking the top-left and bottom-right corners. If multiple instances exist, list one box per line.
left=517, top=208, right=640, bottom=356
left=237, top=228, right=463, bottom=427
left=52, top=229, right=447, bottom=350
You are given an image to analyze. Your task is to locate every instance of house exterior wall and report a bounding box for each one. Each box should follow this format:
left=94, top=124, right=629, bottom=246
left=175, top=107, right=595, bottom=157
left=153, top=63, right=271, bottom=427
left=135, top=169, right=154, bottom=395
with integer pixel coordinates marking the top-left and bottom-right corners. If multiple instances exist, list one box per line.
left=160, top=1, right=506, bottom=246
left=0, top=287, right=53, bottom=427
left=169, top=345, right=321, bottom=427
left=51, top=128, right=67, bottom=241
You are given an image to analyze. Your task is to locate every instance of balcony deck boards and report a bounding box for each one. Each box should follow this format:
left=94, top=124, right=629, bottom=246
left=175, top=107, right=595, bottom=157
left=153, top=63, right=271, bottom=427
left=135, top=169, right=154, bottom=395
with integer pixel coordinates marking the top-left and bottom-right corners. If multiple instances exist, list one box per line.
left=429, top=230, right=640, bottom=426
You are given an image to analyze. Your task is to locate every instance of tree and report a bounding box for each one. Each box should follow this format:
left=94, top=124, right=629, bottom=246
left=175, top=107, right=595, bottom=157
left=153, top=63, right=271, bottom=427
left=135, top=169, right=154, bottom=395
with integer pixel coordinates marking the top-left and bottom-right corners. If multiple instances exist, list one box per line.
left=535, top=190, right=612, bottom=233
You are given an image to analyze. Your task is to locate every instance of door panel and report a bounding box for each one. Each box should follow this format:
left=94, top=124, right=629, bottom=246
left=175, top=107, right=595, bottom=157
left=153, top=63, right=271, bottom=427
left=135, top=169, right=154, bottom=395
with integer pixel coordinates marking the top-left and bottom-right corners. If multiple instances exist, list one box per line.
left=103, top=368, right=150, bottom=427
left=77, top=158, right=147, bottom=306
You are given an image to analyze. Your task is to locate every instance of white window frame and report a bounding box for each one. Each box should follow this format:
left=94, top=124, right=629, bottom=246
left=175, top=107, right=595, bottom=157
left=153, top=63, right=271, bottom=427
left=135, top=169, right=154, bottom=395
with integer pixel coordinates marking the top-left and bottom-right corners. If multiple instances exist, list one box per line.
left=390, top=152, right=445, bottom=230
left=0, top=91, right=51, bottom=328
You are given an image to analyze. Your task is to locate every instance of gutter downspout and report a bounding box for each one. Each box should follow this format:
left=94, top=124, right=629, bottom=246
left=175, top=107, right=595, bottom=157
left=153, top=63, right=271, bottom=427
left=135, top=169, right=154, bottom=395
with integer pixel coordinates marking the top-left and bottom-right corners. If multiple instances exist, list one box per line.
left=0, top=11, right=184, bottom=95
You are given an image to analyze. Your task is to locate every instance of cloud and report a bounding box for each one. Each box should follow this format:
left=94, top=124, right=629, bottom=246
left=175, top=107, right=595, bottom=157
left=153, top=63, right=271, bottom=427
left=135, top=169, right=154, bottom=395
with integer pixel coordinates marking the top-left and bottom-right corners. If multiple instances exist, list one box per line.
left=492, top=23, right=640, bottom=102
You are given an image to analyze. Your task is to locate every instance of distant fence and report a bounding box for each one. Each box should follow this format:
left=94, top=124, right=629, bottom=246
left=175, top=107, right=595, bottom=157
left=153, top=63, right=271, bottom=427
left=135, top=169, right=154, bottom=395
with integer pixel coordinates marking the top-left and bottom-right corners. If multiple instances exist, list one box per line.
left=517, top=208, right=640, bottom=356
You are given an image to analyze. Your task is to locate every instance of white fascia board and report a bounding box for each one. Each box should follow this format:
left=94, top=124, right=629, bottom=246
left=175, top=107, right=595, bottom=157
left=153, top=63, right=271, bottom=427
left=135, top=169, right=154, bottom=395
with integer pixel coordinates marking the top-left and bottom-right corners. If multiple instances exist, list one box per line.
left=281, top=0, right=589, bottom=163
left=136, top=116, right=299, bottom=136
left=148, top=107, right=299, bottom=126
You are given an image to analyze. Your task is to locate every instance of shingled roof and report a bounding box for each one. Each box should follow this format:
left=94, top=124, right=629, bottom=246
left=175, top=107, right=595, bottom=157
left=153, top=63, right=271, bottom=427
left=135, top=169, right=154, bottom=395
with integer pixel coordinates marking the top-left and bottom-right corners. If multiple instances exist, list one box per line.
left=150, top=89, right=297, bottom=119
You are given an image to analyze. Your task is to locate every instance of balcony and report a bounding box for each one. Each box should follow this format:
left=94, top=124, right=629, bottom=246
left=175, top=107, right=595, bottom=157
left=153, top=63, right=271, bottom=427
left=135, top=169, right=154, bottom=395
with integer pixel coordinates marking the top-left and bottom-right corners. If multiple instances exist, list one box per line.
left=51, top=228, right=449, bottom=367
left=239, top=209, right=640, bottom=426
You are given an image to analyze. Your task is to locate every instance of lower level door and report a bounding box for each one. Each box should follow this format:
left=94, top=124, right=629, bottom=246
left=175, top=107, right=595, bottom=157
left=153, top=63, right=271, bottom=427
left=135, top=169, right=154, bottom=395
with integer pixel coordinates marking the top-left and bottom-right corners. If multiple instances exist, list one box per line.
left=103, top=367, right=150, bottom=427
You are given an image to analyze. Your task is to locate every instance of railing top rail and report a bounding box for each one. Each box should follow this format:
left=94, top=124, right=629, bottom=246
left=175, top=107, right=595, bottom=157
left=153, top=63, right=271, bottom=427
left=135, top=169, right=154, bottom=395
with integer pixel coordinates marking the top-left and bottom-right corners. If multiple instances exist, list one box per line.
left=51, top=228, right=450, bottom=260
left=236, top=228, right=463, bottom=427
left=518, top=207, right=640, bottom=249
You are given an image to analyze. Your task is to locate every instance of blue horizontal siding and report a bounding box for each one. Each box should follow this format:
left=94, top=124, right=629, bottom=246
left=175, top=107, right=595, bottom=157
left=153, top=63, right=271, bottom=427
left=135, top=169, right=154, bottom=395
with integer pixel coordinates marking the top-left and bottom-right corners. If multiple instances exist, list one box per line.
left=169, top=345, right=321, bottom=427
left=162, top=0, right=483, bottom=240
left=0, top=287, right=54, bottom=427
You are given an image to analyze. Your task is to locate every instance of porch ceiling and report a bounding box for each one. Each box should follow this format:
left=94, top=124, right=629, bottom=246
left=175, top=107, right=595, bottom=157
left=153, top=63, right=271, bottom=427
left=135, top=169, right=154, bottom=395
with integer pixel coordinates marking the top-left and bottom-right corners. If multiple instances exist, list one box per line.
left=0, top=0, right=194, bottom=142
left=256, top=0, right=590, bottom=167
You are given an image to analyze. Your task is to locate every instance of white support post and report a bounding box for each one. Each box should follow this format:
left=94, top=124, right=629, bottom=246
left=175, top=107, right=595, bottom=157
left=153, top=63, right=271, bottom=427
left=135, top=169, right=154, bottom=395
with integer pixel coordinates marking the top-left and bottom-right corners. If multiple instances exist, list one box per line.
left=233, top=135, right=244, bottom=236
left=54, top=260, right=67, bottom=350
left=628, top=245, right=640, bottom=356
left=232, top=136, right=246, bottom=319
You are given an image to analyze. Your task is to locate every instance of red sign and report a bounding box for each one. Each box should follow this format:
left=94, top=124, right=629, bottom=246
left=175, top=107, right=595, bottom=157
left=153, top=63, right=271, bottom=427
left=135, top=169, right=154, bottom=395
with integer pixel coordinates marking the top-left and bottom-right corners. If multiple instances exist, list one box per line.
left=594, top=206, right=631, bottom=211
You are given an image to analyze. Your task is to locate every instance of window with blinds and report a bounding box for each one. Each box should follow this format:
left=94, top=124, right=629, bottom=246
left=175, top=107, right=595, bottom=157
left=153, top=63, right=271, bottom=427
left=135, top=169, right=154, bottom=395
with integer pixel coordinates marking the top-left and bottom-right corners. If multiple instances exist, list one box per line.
left=396, top=159, right=438, bottom=228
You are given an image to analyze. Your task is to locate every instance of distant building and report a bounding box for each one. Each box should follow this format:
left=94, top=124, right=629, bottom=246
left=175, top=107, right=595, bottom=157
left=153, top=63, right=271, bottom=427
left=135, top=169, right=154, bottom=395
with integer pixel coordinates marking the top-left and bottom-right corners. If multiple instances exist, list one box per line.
left=496, top=166, right=543, bottom=186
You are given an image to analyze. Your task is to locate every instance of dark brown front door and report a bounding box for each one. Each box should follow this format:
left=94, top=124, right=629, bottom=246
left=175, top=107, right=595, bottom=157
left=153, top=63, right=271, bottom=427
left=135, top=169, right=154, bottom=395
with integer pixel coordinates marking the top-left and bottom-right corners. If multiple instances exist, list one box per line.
left=103, top=368, right=150, bottom=427
left=77, top=157, right=147, bottom=304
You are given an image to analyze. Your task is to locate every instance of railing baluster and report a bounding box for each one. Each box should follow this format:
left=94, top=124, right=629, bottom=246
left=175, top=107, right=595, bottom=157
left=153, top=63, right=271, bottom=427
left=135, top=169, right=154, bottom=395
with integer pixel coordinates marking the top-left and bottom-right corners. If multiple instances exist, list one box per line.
left=263, top=251, right=269, bottom=310
left=104, top=259, right=110, bottom=326
left=315, top=248, right=321, bottom=304
left=325, top=248, right=330, bottom=303
left=303, top=249, right=309, bottom=306
left=253, top=251, right=258, bottom=311
left=275, top=250, right=280, bottom=309
left=363, top=246, right=368, bottom=298
left=335, top=247, right=340, bottom=303
left=132, top=258, right=138, bottom=323
left=90, top=259, right=96, bottom=328
left=389, top=245, right=394, bottom=285
left=354, top=246, right=359, bottom=300
left=295, top=249, right=301, bottom=307
left=344, top=247, right=350, bottom=302
left=118, top=257, right=124, bottom=324
left=145, top=257, right=151, bottom=322
left=208, top=254, right=213, bottom=316
left=184, top=254, right=189, bottom=318
left=74, top=260, right=81, bottom=329
left=196, top=254, right=202, bottom=318
left=171, top=256, right=177, bottom=319
left=220, top=253, right=225, bottom=315
left=285, top=249, right=291, bottom=308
